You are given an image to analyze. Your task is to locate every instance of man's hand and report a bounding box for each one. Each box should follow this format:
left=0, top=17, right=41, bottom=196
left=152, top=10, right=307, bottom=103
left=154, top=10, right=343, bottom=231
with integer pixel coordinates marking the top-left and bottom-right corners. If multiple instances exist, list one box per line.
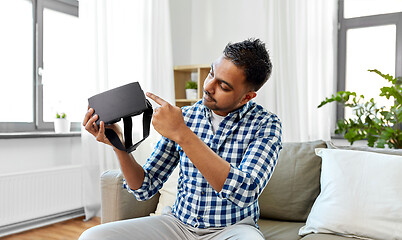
left=146, top=92, right=189, bottom=143
left=82, top=107, right=123, bottom=147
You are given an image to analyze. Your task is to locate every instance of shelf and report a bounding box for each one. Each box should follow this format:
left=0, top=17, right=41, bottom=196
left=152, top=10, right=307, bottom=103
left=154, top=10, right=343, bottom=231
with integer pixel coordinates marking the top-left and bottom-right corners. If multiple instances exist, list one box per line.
left=174, top=64, right=210, bottom=107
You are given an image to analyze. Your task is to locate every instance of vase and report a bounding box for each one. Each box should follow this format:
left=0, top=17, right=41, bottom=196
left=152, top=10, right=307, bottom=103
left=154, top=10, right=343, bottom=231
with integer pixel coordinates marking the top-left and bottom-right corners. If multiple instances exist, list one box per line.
left=185, top=89, right=197, bottom=100
left=54, top=118, right=70, bottom=133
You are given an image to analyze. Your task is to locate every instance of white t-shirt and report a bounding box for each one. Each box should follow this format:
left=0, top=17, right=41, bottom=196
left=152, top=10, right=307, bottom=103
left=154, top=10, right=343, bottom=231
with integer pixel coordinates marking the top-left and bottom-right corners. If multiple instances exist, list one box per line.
left=210, top=111, right=225, bottom=134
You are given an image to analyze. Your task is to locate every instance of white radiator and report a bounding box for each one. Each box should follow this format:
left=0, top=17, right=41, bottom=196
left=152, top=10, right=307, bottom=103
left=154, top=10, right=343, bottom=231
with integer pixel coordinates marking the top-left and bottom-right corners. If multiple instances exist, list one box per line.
left=0, top=165, right=83, bottom=227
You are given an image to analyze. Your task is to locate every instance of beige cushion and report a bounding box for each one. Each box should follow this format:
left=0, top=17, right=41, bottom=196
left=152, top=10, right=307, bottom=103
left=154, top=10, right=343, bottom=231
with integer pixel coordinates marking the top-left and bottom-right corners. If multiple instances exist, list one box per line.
left=258, top=219, right=304, bottom=240
left=258, top=140, right=326, bottom=222
left=101, top=170, right=160, bottom=223
left=258, top=220, right=353, bottom=240
left=301, top=233, right=357, bottom=240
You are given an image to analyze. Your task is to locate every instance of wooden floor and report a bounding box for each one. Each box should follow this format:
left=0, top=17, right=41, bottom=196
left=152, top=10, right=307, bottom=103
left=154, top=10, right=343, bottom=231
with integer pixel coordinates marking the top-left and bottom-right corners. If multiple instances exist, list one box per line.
left=0, top=216, right=101, bottom=240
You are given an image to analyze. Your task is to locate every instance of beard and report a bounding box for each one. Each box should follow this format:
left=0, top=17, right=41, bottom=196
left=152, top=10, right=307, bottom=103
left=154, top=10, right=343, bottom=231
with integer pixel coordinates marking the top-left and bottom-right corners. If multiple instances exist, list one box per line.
left=202, top=90, right=217, bottom=110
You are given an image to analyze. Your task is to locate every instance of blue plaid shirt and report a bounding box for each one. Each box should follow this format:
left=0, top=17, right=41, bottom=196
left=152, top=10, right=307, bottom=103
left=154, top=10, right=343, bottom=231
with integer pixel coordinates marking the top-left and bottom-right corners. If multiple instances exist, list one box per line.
left=124, top=100, right=282, bottom=228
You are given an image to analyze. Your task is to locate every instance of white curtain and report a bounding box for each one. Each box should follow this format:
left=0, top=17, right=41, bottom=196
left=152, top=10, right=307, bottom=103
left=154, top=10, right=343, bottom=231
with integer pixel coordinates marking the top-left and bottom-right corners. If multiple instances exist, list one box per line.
left=79, top=0, right=174, bottom=220
left=256, top=0, right=338, bottom=142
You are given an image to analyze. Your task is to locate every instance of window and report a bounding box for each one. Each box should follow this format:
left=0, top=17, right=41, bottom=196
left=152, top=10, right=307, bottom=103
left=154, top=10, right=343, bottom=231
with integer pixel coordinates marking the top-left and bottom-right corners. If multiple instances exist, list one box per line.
left=0, top=0, right=80, bottom=133
left=337, top=0, right=402, bottom=121
left=0, top=0, right=34, bottom=130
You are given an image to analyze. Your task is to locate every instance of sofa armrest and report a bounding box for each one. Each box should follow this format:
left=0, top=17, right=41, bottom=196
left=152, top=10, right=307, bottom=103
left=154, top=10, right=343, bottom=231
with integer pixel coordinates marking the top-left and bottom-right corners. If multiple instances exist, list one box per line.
left=100, top=169, right=160, bottom=223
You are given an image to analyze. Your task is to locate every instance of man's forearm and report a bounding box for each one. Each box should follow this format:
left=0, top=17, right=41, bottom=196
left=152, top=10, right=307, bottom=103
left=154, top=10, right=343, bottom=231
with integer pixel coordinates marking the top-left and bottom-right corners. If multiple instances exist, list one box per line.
left=176, top=127, right=230, bottom=192
left=113, top=148, right=145, bottom=190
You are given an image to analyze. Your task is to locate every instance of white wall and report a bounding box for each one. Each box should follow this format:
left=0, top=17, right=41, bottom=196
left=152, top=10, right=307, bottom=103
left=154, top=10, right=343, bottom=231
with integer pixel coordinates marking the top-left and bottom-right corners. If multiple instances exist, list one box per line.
left=169, top=0, right=192, bottom=65
left=0, top=137, right=82, bottom=175
left=170, top=0, right=269, bottom=65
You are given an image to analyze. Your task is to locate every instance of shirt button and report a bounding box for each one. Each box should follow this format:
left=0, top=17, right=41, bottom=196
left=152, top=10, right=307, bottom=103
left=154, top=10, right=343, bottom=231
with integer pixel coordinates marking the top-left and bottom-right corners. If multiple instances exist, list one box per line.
left=197, top=216, right=201, bottom=220
left=201, top=191, right=205, bottom=195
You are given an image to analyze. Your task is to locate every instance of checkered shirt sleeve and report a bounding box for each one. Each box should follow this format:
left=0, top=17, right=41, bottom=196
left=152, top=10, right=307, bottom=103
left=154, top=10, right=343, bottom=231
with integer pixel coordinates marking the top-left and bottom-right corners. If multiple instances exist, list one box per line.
left=123, top=136, right=180, bottom=200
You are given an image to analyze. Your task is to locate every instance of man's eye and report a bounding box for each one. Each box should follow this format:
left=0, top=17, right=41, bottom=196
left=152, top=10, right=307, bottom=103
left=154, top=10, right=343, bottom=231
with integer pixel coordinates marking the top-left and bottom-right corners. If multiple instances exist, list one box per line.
left=219, top=83, right=230, bottom=91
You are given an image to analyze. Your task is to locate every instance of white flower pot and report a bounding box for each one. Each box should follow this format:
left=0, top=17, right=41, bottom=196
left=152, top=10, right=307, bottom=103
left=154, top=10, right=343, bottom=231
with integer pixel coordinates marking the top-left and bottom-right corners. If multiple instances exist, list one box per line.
left=185, top=89, right=197, bottom=100
left=54, top=118, right=70, bottom=133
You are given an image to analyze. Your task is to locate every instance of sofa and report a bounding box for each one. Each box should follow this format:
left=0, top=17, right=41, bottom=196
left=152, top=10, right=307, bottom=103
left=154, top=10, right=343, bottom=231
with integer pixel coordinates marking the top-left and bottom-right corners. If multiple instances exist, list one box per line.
left=100, top=140, right=402, bottom=240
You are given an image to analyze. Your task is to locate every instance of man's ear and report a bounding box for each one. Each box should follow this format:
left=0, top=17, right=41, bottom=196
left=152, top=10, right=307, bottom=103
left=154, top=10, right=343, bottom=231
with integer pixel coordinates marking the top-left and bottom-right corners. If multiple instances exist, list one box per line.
left=240, top=91, right=257, bottom=105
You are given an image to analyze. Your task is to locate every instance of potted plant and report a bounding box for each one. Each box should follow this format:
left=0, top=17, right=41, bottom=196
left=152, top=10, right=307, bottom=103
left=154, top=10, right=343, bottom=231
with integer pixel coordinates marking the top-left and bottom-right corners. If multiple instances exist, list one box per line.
left=185, top=81, right=198, bottom=100
left=318, top=69, right=402, bottom=149
left=54, top=112, right=70, bottom=133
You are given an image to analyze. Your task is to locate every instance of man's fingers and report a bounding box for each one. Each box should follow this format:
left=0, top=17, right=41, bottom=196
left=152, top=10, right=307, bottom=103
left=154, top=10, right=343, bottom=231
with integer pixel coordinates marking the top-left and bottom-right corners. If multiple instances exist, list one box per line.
left=84, top=113, right=98, bottom=133
left=83, top=108, right=94, bottom=126
left=93, top=121, right=99, bottom=132
left=146, top=92, right=168, bottom=106
left=96, top=121, right=104, bottom=140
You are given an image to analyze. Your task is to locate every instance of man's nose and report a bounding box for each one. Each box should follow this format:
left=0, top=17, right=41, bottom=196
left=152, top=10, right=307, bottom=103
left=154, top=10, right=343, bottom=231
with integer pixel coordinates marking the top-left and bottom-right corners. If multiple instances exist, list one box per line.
left=204, top=78, right=216, bottom=94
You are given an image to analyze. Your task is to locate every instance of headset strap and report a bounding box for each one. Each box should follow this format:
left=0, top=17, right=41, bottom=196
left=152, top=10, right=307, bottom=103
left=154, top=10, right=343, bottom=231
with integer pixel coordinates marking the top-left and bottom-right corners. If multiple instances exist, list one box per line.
left=105, top=100, right=153, bottom=153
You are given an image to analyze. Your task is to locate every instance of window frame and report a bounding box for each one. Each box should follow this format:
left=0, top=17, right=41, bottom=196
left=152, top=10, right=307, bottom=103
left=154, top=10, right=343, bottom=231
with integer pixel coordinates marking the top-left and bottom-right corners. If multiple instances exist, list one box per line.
left=337, top=0, right=402, bottom=123
left=36, top=0, right=79, bottom=131
left=0, top=0, right=79, bottom=133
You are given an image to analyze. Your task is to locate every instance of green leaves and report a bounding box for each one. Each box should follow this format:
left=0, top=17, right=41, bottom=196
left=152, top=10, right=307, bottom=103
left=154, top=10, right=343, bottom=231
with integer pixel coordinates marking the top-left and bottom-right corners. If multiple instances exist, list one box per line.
left=185, top=81, right=198, bottom=89
left=56, top=112, right=66, bottom=119
left=368, top=69, right=397, bottom=84
left=317, top=91, right=357, bottom=108
left=319, top=69, right=402, bottom=149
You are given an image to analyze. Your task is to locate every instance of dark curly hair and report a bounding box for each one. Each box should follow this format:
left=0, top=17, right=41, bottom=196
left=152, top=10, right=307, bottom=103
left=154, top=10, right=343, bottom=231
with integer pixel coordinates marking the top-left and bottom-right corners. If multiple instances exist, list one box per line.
left=223, top=38, right=272, bottom=91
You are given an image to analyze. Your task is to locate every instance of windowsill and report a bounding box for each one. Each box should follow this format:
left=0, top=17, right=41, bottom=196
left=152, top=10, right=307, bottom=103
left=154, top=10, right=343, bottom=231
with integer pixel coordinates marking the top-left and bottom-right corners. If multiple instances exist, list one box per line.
left=0, top=131, right=81, bottom=139
left=330, top=135, right=369, bottom=147
left=330, top=134, right=348, bottom=140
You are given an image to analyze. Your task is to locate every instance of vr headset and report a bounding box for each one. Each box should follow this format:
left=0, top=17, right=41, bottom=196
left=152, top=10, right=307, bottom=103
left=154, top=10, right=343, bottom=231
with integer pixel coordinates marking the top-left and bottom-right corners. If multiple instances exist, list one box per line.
left=88, top=82, right=153, bottom=153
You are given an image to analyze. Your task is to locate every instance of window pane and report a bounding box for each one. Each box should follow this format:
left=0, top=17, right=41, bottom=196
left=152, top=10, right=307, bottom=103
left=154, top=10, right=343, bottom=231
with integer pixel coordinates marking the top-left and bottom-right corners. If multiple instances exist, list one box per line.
left=345, top=25, right=396, bottom=119
left=344, top=0, right=402, bottom=18
left=42, top=8, right=84, bottom=122
left=0, top=0, right=33, bottom=122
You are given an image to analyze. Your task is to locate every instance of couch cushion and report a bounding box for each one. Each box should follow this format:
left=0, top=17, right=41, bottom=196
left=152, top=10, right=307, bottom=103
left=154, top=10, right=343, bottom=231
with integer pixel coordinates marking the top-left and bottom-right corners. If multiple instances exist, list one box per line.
left=258, top=219, right=304, bottom=240
left=101, top=170, right=160, bottom=223
left=258, top=140, right=326, bottom=222
left=258, top=220, right=359, bottom=240
left=300, top=233, right=358, bottom=240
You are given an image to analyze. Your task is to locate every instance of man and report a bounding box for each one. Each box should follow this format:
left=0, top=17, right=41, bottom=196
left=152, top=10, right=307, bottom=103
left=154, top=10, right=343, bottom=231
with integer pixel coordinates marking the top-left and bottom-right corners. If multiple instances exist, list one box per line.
left=80, top=38, right=282, bottom=240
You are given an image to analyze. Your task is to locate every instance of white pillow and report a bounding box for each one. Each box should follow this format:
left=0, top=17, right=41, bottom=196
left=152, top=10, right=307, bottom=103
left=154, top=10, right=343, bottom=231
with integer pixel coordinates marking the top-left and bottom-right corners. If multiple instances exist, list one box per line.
left=151, top=166, right=179, bottom=216
left=299, top=148, right=402, bottom=240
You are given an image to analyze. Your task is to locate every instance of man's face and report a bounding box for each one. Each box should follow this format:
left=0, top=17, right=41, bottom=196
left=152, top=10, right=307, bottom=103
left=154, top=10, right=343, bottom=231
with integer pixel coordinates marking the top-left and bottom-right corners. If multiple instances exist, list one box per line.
left=202, top=55, right=256, bottom=116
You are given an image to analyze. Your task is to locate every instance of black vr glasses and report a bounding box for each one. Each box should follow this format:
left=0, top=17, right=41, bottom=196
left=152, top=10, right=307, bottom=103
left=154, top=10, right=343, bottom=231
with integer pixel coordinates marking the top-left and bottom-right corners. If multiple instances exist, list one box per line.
left=88, top=82, right=153, bottom=153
